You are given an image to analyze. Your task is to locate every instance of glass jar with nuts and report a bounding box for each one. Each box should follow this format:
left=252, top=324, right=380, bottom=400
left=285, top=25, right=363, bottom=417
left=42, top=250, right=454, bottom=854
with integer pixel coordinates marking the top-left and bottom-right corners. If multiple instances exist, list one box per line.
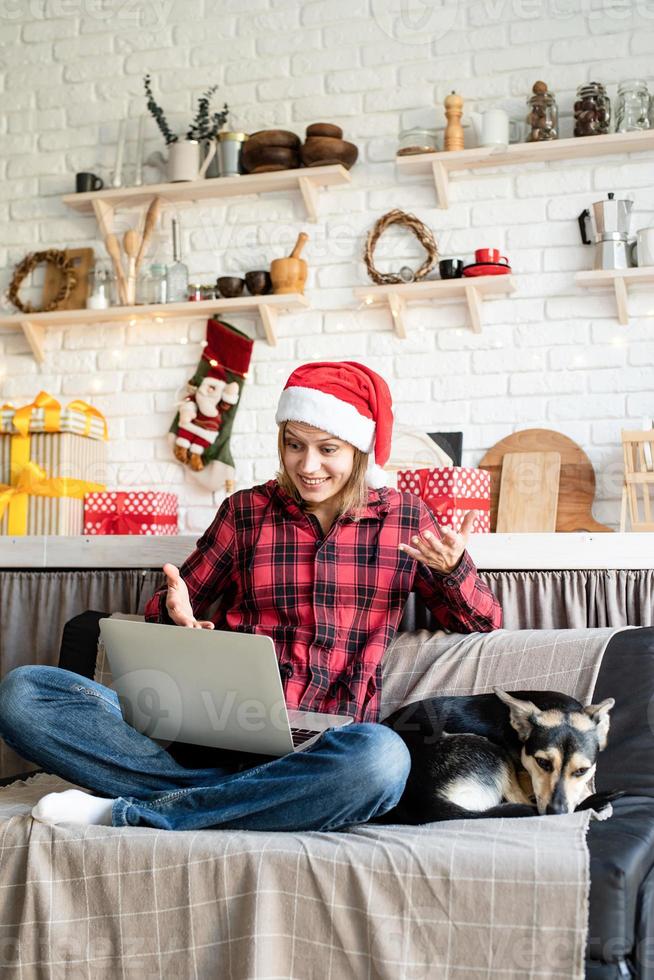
left=574, top=82, right=611, bottom=137
left=526, top=81, right=558, bottom=142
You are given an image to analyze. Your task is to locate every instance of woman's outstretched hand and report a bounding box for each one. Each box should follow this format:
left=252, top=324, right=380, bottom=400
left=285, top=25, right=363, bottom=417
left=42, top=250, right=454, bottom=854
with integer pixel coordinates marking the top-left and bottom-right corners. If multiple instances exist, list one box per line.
left=398, top=511, right=477, bottom=575
left=163, top=563, right=215, bottom=629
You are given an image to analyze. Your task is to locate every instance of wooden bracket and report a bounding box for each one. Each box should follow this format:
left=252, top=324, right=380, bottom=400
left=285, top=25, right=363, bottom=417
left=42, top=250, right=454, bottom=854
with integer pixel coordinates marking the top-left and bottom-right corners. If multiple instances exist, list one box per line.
left=298, top=176, right=319, bottom=223
left=464, top=283, right=483, bottom=333
left=387, top=292, right=406, bottom=338
left=91, top=198, right=114, bottom=238
left=431, top=161, right=450, bottom=209
left=613, top=275, right=629, bottom=325
left=21, top=320, right=45, bottom=364
left=259, top=304, right=278, bottom=346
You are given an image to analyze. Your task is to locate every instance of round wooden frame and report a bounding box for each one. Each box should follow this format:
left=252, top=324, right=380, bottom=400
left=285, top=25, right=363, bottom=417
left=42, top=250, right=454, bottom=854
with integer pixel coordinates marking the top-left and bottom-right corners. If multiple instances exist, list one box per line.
left=364, top=209, right=438, bottom=285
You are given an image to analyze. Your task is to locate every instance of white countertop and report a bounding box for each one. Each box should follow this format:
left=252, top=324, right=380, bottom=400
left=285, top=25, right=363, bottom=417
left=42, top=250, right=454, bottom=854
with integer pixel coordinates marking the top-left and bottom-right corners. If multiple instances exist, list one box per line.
left=0, top=533, right=652, bottom=570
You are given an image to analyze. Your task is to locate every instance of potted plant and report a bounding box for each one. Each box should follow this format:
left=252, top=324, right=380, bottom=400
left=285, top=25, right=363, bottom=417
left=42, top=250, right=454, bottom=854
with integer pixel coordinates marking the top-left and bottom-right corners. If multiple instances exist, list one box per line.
left=144, top=75, right=230, bottom=182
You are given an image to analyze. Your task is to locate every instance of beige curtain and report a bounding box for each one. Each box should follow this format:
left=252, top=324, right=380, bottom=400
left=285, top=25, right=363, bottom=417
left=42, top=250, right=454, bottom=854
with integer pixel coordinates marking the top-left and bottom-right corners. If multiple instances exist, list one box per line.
left=480, top=570, right=654, bottom=629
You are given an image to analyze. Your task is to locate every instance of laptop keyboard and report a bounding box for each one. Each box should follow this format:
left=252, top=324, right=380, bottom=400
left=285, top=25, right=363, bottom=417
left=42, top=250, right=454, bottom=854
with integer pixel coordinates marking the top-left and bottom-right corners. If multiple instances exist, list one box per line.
left=290, top=727, right=320, bottom=746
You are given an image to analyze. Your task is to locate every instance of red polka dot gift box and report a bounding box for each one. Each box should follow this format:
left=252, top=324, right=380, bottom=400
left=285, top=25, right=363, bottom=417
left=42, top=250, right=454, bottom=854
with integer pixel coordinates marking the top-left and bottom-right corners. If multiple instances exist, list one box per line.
left=83, top=491, right=178, bottom=536
left=397, top=467, right=491, bottom=534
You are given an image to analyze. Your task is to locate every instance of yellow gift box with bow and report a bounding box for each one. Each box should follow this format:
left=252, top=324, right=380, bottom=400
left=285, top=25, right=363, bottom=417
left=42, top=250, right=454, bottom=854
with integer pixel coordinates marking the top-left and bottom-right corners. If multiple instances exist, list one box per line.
left=0, top=391, right=108, bottom=536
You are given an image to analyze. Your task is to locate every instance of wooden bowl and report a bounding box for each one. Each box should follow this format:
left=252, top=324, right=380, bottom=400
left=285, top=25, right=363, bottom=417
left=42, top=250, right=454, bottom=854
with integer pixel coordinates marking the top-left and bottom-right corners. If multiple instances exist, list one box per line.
left=245, top=270, right=272, bottom=295
left=300, top=137, right=358, bottom=169
left=241, top=143, right=300, bottom=173
left=306, top=122, right=343, bottom=140
left=247, top=129, right=301, bottom=149
left=216, top=276, right=245, bottom=298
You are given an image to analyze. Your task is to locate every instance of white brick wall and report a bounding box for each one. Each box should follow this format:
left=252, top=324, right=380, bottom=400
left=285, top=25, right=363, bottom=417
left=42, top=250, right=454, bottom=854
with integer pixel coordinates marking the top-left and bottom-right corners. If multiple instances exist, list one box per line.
left=0, top=1, right=652, bottom=531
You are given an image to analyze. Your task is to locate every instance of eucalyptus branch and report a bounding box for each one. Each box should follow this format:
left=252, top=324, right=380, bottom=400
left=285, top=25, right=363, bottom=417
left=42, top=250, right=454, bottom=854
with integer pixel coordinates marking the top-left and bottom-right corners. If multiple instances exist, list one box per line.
left=144, top=74, right=178, bottom=145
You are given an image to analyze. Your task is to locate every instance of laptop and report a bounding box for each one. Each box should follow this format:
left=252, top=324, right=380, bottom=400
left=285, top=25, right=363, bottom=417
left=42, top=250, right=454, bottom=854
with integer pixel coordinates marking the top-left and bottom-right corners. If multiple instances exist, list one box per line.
left=99, top=619, right=353, bottom=757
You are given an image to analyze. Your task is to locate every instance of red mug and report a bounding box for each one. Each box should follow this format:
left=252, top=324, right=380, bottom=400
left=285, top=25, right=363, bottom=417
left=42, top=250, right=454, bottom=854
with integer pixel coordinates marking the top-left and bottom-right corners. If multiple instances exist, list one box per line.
left=475, top=248, right=509, bottom=266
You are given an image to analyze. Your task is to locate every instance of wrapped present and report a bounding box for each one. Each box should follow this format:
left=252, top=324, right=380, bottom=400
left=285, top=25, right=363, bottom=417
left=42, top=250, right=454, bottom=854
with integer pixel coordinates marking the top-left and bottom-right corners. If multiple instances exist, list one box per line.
left=397, top=466, right=491, bottom=534
left=84, top=491, right=178, bottom=535
left=0, top=391, right=107, bottom=536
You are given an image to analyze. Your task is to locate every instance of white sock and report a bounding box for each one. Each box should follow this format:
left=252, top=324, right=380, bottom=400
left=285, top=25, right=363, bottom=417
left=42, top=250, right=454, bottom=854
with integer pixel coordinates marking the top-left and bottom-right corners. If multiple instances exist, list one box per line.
left=32, top=789, right=115, bottom=827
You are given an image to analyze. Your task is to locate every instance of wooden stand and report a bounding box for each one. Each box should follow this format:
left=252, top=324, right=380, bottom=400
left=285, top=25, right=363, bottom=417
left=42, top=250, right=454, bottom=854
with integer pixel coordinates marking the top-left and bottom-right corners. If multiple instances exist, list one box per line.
left=621, top=429, right=654, bottom=531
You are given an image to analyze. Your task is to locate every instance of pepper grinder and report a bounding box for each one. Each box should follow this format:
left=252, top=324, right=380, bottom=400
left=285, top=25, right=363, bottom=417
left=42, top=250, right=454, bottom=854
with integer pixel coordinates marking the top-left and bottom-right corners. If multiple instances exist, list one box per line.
left=444, top=91, right=465, bottom=151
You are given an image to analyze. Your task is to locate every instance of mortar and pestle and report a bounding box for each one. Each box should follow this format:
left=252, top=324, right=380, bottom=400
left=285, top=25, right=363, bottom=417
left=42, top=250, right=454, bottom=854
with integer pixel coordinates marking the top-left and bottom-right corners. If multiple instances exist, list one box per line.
left=270, top=232, right=309, bottom=294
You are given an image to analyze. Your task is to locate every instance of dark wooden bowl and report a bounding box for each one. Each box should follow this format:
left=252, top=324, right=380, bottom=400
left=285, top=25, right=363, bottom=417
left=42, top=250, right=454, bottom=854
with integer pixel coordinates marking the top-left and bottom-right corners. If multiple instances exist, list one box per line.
left=216, top=276, right=245, bottom=298
left=300, top=137, right=358, bottom=169
left=245, top=270, right=272, bottom=295
left=241, top=143, right=300, bottom=173
left=306, top=122, right=343, bottom=140
left=247, top=129, right=301, bottom=149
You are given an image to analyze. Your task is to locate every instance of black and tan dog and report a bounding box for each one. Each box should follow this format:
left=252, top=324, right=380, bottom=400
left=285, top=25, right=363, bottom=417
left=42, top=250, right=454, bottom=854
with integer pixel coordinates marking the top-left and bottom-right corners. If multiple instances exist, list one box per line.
left=377, top=688, right=617, bottom=824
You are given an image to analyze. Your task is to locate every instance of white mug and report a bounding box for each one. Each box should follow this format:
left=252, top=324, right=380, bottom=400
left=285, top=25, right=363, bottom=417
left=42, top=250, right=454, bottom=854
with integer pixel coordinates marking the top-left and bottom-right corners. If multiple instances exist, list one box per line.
left=471, top=109, right=510, bottom=148
left=166, top=139, right=216, bottom=182
left=631, top=227, right=654, bottom=268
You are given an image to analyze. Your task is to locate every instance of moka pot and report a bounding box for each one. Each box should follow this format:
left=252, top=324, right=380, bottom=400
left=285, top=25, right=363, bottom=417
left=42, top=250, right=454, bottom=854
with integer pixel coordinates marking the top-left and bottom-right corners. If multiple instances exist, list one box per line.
left=578, top=192, right=634, bottom=269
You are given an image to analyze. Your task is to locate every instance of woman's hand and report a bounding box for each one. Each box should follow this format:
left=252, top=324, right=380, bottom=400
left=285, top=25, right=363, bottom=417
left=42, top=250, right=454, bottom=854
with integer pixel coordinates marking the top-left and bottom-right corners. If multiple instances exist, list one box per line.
left=163, top=563, right=214, bottom=629
left=398, top=511, right=477, bottom=575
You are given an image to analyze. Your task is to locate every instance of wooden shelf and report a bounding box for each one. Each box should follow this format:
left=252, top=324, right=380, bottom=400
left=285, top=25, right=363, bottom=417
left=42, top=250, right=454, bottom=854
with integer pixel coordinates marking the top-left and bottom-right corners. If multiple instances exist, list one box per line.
left=62, top=165, right=351, bottom=224
left=574, top=266, right=654, bottom=325
left=396, top=131, right=654, bottom=208
left=353, top=276, right=516, bottom=337
left=0, top=294, right=309, bottom=362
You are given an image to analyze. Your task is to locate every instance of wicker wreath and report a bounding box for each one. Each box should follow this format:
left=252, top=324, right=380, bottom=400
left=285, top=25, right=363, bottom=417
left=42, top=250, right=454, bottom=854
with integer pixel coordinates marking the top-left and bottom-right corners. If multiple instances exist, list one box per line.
left=7, top=249, right=77, bottom=314
left=364, top=209, right=438, bottom=285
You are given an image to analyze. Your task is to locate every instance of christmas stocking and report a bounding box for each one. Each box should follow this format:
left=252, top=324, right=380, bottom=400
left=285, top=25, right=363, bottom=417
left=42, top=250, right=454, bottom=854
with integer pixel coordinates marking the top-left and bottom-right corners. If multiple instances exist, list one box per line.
left=170, top=318, right=253, bottom=491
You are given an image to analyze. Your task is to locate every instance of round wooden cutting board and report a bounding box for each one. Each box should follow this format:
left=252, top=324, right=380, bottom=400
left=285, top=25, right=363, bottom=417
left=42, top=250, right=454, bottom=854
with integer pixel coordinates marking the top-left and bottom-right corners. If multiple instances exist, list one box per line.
left=478, top=429, right=613, bottom=533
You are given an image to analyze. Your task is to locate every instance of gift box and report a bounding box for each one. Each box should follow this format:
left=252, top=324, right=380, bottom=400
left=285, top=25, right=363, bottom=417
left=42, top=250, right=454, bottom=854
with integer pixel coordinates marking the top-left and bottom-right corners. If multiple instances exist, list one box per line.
left=84, top=491, right=178, bottom=535
left=397, top=466, right=491, bottom=534
left=0, top=392, right=107, bottom=535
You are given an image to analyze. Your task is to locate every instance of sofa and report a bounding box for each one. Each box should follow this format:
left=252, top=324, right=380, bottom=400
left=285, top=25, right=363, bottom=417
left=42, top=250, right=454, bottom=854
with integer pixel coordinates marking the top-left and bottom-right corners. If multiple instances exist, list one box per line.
left=1, top=607, right=653, bottom=979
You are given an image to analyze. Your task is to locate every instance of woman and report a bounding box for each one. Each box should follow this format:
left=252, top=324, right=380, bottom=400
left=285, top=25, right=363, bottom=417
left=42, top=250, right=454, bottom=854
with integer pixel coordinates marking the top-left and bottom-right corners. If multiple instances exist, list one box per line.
left=0, top=362, right=501, bottom=832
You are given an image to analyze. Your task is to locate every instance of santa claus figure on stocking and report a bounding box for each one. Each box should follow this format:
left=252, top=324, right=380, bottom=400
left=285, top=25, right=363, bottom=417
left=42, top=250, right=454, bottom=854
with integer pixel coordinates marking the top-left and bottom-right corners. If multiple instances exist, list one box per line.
left=174, top=364, right=240, bottom=472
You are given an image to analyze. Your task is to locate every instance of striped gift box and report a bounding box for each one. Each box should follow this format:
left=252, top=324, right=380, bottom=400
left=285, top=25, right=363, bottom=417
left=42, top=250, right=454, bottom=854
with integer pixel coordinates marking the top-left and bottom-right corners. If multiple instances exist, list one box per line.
left=0, top=405, right=107, bottom=442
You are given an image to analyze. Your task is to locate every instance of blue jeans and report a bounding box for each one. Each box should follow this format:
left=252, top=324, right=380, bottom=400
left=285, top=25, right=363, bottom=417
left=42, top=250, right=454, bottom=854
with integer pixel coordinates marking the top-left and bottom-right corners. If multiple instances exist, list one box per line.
left=0, top=666, right=411, bottom=832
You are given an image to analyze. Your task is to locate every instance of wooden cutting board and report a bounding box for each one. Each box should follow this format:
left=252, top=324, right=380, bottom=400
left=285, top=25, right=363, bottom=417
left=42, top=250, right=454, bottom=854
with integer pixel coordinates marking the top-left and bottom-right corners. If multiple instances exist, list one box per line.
left=479, top=429, right=613, bottom=533
left=496, top=451, right=561, bottom=532
left=42, top=247, right=94, bottom=311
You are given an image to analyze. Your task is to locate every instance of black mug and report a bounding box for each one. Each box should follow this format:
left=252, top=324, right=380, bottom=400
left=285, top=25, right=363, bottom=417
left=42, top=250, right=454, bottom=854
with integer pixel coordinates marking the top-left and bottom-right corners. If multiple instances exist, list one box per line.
left=439, top=258, right=463, bottom=279
left=75, top=172, right=104, bottom=193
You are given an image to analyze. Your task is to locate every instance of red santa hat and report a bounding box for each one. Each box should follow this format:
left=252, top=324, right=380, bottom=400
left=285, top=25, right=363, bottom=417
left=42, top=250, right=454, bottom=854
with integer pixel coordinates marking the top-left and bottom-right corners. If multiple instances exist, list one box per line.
left=275, top=361, right=393, bottom=488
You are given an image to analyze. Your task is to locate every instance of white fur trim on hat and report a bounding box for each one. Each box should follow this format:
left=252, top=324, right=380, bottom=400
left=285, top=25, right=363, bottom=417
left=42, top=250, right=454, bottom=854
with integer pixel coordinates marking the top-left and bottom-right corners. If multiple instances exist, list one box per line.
left=276, top=386, right=375, bottom=454
left=366, top=462, right=388, bottom=488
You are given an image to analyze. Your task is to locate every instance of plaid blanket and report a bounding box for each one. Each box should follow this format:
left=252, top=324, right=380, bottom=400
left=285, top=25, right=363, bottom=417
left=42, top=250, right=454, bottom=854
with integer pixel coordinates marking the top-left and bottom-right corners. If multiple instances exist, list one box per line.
left=0, top=627, right=623, bottom=979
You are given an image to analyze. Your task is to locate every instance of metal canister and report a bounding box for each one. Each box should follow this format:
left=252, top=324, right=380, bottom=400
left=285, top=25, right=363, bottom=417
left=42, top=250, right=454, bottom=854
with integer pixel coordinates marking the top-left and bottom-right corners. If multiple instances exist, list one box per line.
left=218, top=132, right=248, bottom=177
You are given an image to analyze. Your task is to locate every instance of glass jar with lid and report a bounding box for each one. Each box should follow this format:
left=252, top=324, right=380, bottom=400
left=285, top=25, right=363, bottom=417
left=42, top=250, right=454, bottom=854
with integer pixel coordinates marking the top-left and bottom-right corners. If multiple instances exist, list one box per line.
left=397, top=128, right=438, bottom=156
left=574, top=82, right=611, bottom=137
left=615, top=79, right=650, bottom=132
left=526, top=81, right=558, bottom=141
left=86, top=264, right=113, bottom=310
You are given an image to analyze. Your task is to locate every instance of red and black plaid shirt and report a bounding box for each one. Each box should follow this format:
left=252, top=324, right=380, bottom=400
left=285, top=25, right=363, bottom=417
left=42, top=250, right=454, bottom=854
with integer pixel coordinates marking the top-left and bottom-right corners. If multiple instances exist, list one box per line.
left=144, top=480, right=502, bottom=723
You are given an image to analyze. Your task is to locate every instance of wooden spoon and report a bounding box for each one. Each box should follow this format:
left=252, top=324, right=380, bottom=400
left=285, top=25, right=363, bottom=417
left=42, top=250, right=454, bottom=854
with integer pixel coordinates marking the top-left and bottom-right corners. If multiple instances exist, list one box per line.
left=123, top=229, right=140, bottom=305
left=104, top=233, right=128, bottom=305
left=135, top=196, right=161, bottom=273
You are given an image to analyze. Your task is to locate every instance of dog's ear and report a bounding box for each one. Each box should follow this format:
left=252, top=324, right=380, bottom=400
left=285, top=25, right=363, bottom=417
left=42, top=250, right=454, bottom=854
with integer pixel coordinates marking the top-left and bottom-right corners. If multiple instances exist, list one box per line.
left=584, top=698, right=615, bottom=750
left=493, top=688, right=540, bottom=741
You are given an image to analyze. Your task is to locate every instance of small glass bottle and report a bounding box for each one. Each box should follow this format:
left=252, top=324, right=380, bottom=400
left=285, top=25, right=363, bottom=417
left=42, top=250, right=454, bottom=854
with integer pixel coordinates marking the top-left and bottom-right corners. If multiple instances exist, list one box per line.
left=397, top=127, right=438, bottom=156
left=149, top=262, right=167, bottom=304
left=135, top=266, right=153, bottom=305
left=574, top=82, right=611, bottom=137
left=615, top=79, right=650, bottom=132
left=166, top=218, right=189, bottom=303
left=526, top=81, right=558, bottom=142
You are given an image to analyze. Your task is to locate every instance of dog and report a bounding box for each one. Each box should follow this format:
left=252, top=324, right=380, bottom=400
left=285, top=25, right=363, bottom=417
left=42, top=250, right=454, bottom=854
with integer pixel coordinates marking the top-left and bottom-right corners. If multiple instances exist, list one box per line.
left=376, top=688, right=618, bottom=824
